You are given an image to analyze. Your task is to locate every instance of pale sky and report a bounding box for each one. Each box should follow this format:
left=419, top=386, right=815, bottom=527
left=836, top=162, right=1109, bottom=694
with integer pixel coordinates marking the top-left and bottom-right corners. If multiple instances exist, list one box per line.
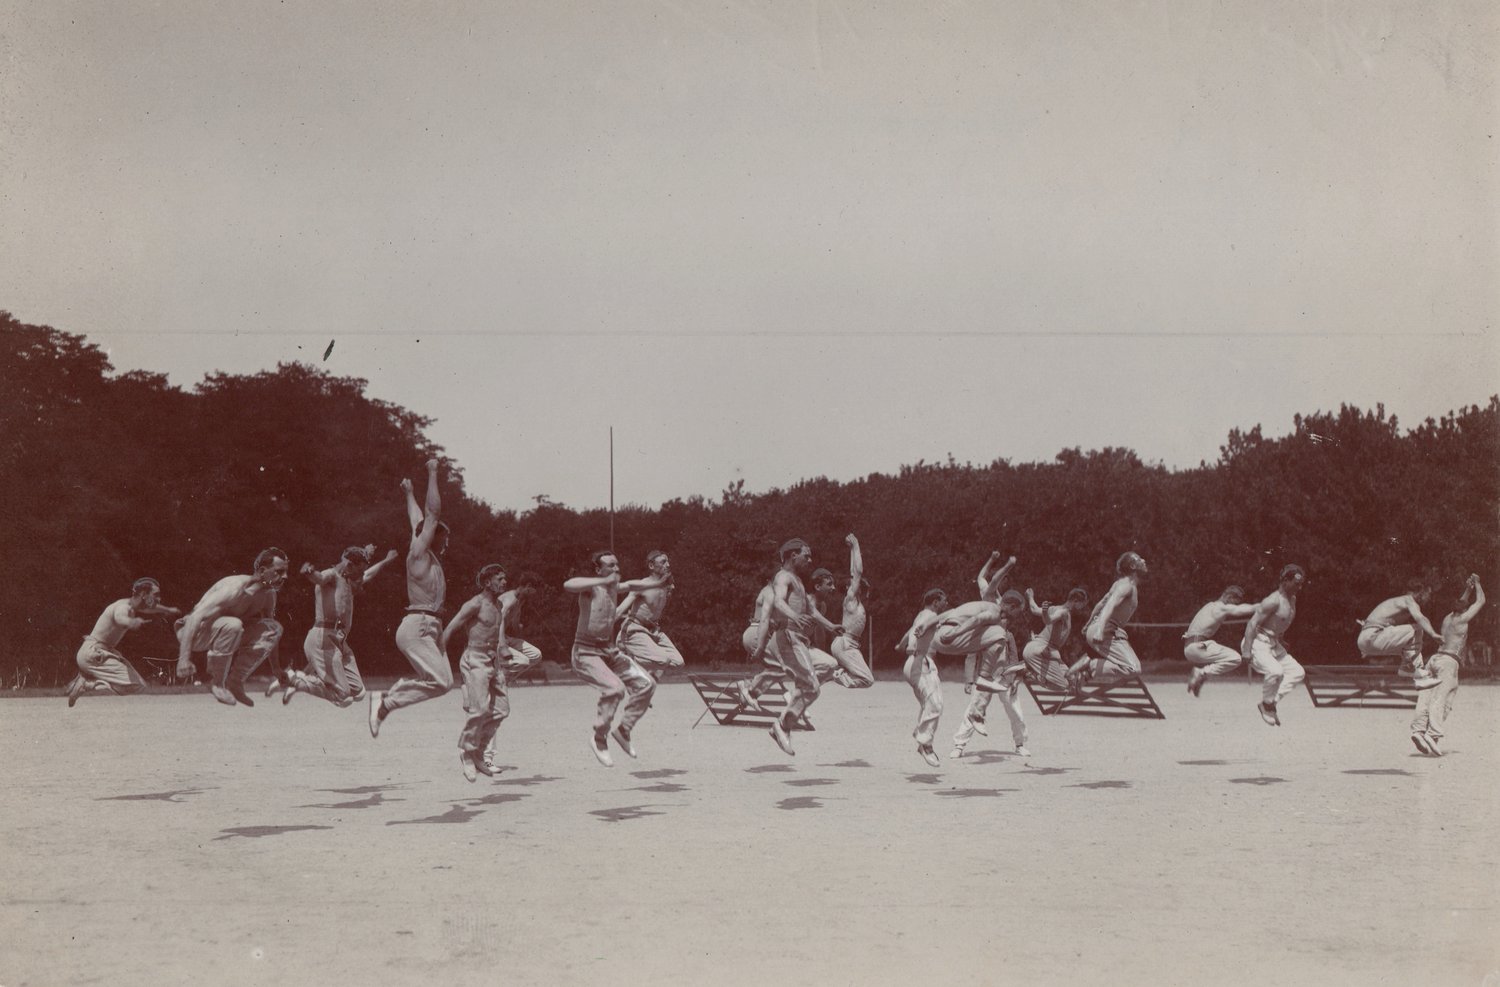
left=3, top=1, right=1495, bottom=511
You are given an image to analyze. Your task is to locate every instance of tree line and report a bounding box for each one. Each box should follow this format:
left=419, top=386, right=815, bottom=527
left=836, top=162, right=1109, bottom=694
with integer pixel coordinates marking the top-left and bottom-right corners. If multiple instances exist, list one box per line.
left=3, top=311, right=1496, bottom=687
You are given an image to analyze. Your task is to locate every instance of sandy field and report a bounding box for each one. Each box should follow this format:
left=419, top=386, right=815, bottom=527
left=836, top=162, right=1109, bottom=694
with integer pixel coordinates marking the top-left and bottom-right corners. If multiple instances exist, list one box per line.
left=3, top=675, right=1497, bottom=987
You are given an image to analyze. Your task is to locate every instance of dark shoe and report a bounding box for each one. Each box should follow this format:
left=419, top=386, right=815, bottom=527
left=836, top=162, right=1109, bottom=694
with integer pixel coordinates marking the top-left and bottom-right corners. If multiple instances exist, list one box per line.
left=226, top=680, right=255, bottom=707
left=1410, top=732, right=1436, bottom=755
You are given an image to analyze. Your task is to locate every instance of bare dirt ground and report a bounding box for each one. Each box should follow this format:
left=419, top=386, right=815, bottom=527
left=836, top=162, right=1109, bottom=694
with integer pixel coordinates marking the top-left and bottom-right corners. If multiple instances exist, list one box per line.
left=3, top=676, right=1497, bottom=987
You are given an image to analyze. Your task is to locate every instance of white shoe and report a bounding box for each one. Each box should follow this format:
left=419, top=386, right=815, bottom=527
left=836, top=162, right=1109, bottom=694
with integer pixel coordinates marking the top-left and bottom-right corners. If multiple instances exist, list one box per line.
left=1410, top=732, right=1436, bottom=755
left=281, top=677, right=298, bottom=705
left=460, top=750, right=478, bottom=783
left=1425, top=734, right=1444, bottom=756
left=947, top=748, right=964, bottom=760
left=968, top=716, right=989, bottom=737
left=265, top=678, right=283, bottom=698
left=769, top=719, right=795, bottom=756
left=211, top=685, right=237, bottom=706
left=918, top=745, right=940, bottom=768
left=1015, top=745, right=1032, bottom=757
left=367, top=691, right=384, bottom=738
left=734, top=681, right=762, bottom=712
left=611, top=725, right=638, bottom=759
left=591, top=733, right=614, bottom=767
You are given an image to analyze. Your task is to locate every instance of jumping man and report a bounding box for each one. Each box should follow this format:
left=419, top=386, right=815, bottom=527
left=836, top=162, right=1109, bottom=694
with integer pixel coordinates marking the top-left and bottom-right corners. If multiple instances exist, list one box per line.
left=175, top=549, right=289, bottom=706
left=1241, top=564, right=1307, bottom=726
left=566, top=550, right=670, bottom=766
left=369, top=459, right=450, bottom=737
left=67, top=578, right=180, bottom=706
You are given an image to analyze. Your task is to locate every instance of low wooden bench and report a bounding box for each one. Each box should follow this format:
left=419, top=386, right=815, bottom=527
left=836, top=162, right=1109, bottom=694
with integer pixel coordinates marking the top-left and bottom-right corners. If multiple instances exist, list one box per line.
left=1021, top=664, right=1166, bottom=719
left=688, top=674, right=814, bottom=730
left=1302, top=665, right=1419, bottom=709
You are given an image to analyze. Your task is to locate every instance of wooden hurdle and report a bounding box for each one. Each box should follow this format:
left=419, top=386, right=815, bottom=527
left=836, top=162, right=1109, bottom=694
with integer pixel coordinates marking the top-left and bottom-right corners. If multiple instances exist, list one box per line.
left=688, top=674, right=814, bottom=730
left=1016, top=652, right=1165, bottom=719
left=1302, top=665, right=1419, bottom=709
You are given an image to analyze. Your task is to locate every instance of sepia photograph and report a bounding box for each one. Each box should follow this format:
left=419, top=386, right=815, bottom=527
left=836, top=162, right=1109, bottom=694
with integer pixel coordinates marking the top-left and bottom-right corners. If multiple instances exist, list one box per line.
left=2, top=2, right=1497, bottom=985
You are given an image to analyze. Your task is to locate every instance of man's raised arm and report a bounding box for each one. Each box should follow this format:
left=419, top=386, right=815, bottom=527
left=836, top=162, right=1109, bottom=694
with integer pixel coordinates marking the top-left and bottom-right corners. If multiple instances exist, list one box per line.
left=1459, top=575, right=1485, bottom=622
left=845, top=534, right=863, bottom=609
left=361, top=549, right=400, bottom=585
left=980, top=554, right=1017, bottom=601
left=401, top=478, right=421, bottom=533
left=409, top=459, right=443, bottom=557
left=619, top=572, right=671, bottom=593
left=301, top=563, right=335, bottom=586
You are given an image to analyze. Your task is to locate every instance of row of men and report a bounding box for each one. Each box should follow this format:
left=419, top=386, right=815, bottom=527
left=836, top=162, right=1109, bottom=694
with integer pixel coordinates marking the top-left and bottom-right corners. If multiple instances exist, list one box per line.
left=66, top=461, right=1484, bottom=770
left=725, top=545, right=1483, bottom=764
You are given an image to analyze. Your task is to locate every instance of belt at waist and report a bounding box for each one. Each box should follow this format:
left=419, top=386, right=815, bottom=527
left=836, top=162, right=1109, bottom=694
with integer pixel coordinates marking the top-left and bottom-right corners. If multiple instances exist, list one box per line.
left=627, top=616, right=661, bottom=632
left=404, top=609, right=442, bottom=619
left=84, top=635, right=123, bottom=653
left=1183, top=634, right=1211, bottom=645
left=574, top=636, right=613, bottom=649
left=314, top=620, right=341, bottom=630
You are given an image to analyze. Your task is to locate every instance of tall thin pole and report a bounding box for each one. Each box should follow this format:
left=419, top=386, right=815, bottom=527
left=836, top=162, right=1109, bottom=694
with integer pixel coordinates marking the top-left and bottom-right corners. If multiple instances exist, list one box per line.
left=609, top=427, right=615, bottom=555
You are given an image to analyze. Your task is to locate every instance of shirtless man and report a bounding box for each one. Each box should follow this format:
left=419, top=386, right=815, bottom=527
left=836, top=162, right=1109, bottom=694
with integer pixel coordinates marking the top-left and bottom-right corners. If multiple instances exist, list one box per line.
left=901, top=589, right=950, bottom=767
left=762, top=538, right=822, bottom=756
left=1068, top=552, right=1148, bottom=686
left=615, top=550, right=684, bottom=678
left=481, top=572, right=543, bottom=773
left=828, top=534, right=875, bottom=689
left=175, top=549, right=289, bottom=706
left=1357, top=580, right=1441, bottom=686
left=804, top=567, right=849, bottom=685
left=1241, top=564, right=1307, bottom=726
left=369, top=460, right=450, bottom=738
left=283, top=544, right=397, bottom=707
left=1410, top=575, right=1484, bottom=756
left=891, top=554, right=1011, bottom=747
left=961, top=551, right=1017, bottom=683
left=1183, top=585, right=1258, bottom=696
left=67, top=579, right=181, bottom=706
left=734, top=575, right=785, bottom=711
left=947, top=589, right=1031, bottom=759
left=566, top=550, right=670, bottom=767
left=1022, top=587, right=1088, bottom=685
left=443, top=564, right=519, bottom=781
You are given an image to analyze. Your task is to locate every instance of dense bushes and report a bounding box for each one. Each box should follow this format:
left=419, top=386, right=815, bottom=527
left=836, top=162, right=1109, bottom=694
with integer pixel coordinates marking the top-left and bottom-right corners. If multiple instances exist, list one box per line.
left=3, top=312, right=1495, bottom=685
